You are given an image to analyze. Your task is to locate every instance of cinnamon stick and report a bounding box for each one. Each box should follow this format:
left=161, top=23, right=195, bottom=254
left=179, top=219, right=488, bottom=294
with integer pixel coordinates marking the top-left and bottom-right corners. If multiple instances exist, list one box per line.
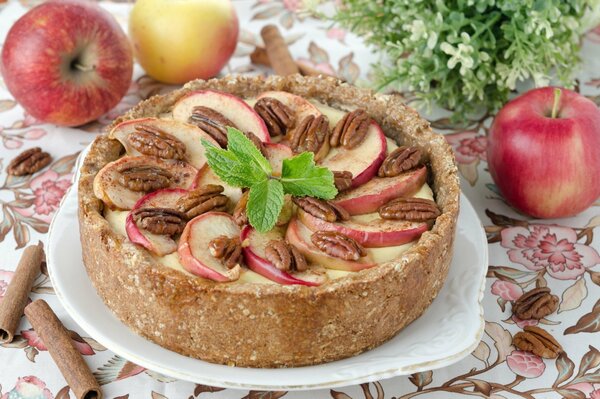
left=260, top=24, right=300, bottom=76
left=0, top=242, right=44, bottom=343
left=25, top=300, right=102, bottom=399
left=250, top=46, right=341, bottom=80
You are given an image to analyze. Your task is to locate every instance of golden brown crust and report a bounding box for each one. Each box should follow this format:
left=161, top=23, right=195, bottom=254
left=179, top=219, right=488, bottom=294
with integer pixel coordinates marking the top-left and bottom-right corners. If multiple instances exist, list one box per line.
left=78, top=75, right=459, bottom=367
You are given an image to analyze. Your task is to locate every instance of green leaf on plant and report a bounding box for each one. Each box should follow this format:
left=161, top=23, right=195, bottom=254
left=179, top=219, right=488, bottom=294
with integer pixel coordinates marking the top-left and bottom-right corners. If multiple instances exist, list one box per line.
left=280, top=152, right=337, bottom=199
left=247, top=178, right=284, bottom=233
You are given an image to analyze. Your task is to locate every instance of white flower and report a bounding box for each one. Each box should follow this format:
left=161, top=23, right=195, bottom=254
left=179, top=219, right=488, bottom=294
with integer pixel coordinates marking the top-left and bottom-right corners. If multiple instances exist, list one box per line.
left=427, top=31, right=438, bottom=49
left=440, top=42, right=475, bottom=75
left=407, top=20, right=427, bottom=41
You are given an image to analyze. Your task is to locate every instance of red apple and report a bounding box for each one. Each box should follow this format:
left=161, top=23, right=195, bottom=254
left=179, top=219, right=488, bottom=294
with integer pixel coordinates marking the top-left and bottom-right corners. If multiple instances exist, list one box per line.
left=240, top=226, right=320, bottom=286
left=297, top=209, right=428, bottom=247
left=1, top=0, right=133, bottom=126
left=488, top=87, right=600, bottom=218
left=178, top=212, right=242, bottom=282
left=126, top=189, right=187, bottom=256
left=333, top=166, right=427, bottom=215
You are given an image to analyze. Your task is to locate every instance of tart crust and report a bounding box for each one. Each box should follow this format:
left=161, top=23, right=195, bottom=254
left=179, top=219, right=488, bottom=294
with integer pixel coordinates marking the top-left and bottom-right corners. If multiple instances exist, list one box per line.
left=78, top=75, right=460, bottom=367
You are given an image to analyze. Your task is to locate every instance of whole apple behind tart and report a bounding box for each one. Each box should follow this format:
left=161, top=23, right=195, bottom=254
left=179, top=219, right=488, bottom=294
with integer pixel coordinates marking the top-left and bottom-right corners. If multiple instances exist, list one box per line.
left=79, top=75, right=459, bottom=367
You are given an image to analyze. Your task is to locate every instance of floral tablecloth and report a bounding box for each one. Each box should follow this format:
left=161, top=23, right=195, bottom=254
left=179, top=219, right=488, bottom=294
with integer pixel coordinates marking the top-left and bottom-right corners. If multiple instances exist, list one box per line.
left=1, top=1, right=600, bottom=398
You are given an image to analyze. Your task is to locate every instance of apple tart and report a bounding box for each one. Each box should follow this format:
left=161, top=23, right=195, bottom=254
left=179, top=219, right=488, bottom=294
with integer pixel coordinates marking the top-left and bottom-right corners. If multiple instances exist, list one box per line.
left=78, top=75, right=459, bottom=367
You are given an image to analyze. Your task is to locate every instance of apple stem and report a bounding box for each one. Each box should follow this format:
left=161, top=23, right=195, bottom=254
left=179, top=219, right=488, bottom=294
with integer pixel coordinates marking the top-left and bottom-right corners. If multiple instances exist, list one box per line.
left=551, top=88, right=562, bottom=119
left=73, top=62, right=96, bottom=72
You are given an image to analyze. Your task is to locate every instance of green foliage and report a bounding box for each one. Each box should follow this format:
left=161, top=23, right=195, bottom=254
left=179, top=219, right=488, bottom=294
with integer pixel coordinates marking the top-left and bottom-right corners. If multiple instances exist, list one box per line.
left=332, top=0, right=599, bottom=119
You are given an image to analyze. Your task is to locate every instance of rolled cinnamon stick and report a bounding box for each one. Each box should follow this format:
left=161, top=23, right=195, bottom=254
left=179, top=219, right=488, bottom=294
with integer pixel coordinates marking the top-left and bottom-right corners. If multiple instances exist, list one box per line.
left=25, top=300, right=102, bottom=399
left=260, top=24, right=300, bottom=76
left=250, top=46, right=341, bottom=80
left=0, top=242, right=44, bottom=343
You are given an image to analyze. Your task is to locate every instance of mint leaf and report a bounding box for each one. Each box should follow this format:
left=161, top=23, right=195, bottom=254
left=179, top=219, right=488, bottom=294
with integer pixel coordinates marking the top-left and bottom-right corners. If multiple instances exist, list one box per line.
left=281, top=152, right=338, bottom=199
left=201, top=139, right=263, bottom=187
left=226, top=127, right=272, bottom=176
left=247, top=179, right=284, bottom=233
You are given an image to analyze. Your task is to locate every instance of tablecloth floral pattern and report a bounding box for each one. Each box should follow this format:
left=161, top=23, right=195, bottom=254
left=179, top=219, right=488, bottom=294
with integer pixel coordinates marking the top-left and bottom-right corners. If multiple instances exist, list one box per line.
left=1, top=1, right=599, bottom=398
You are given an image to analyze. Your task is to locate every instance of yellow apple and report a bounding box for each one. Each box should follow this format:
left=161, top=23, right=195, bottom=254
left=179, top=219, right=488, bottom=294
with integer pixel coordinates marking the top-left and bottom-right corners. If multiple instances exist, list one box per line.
left=129, top=0, right=239, bottom=84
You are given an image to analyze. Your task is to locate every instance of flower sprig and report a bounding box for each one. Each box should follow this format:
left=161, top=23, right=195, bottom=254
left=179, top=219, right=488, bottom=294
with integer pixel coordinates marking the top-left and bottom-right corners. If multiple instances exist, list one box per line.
left=332, top=0, right=599, bottom=119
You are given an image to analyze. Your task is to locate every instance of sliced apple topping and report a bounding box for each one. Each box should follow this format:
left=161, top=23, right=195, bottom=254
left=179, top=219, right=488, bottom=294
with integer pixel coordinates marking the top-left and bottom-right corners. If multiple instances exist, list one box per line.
left=178, top=212, right=242, bottom=282
left=125, top=188, right=187, bottom=256
left=172, top=90, right=270, bottom=144
left=320, top=120, right=387, bottom=188
left=193, top=165, right=242, bottom=212
left=286, top=218, right=376, bottom=272
left=333, top=166, right=427, bottom=215
left=256, top=91, right=321, bottom=127
left=297, top=208, right=428, bottom=248
left=263, top=142, right=293, bottom=176
left=109, top=117, right=219, bottom=169
left=93, top=156, right=197, bottom=210
left=241, top=225, right=321, bottom=286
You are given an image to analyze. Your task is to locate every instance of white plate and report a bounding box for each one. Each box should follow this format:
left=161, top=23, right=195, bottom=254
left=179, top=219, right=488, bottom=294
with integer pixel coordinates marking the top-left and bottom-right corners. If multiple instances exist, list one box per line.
left=48, top=167, right=488, bottom=391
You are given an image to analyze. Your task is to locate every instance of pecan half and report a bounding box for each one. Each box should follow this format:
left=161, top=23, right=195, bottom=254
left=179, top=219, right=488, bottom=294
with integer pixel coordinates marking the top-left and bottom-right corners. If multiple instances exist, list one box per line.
left=254, top=97, right=295, bottom=137
left=118, top=165, right=172, bottom=192
left=189, top=106, right=238, bottom=147
left=311, top=231, right=366, bottom=261
left=265, top=240, right=308, bottom=272
left=232, top=191, right=249, bottom=226
left=7, top=147, right=52, bottom=176
left=209, top=235, right=243, bottom=269
left=330, top=109, right=371, bottom=149
left=288, top=114, right=330, bottom=160
left=513, top=326, right=562, bottom=359
left=379, top=197, right=440, bottom=221
left=243, top=130, right=267, bottom=157
left=512, top=287, right=558, bottom=320
left=293, top=196, right=349, bottom=222
left=176, top=184, right=229, bottom=219
left=131, top=207, right=187, bottom=235
left=128, top=124, right=186, bottom=160
left=333, top=170, right=353, bottom=192
left=378, top=146, right=422, bottom=177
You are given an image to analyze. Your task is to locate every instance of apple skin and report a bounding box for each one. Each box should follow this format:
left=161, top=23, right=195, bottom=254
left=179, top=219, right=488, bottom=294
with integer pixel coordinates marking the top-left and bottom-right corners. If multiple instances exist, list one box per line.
left=488, top=87, right=600, bottom=218
left=240, top=226, right=320, bottom=286
left=1, top=0, right=133, bottom=126
left=285, top=218, right=376, bottom=272
left=129, top=0, right=239, bottom=84
left=297, top=209, right=428, bottom=247
left=333, top=166, right=427, bottom=215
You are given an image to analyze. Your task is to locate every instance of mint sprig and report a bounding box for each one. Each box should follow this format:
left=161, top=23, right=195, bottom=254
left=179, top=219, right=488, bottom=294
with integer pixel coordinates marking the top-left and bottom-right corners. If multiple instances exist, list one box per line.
left=201, top=127, right=338, bottom=232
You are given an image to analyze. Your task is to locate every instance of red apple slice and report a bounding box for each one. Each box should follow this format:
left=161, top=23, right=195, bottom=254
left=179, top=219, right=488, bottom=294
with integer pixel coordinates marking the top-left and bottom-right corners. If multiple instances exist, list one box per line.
left=256, top=91, right=321, bottom=123
left=320, top=121, right=387, bottom=188
left=285, top=218, right=376, bottom=272
left=264, top=142, right=293, bottom=176
left=125, top=188, right=187, bottom=256
left=240, top=225, right=320, bottom=286
left=93, top=156, right=197, bottom=210
left=297, top=209, right=428, bottom=247
left=109, top=117, right=219, bottom=169
left=172, top=90, right=270, bottom=143
left=178, top=212, right=242, bottom=282
left=333, top=166, right=427, bottom=215
left=193, top=165, right=242, bottom=212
